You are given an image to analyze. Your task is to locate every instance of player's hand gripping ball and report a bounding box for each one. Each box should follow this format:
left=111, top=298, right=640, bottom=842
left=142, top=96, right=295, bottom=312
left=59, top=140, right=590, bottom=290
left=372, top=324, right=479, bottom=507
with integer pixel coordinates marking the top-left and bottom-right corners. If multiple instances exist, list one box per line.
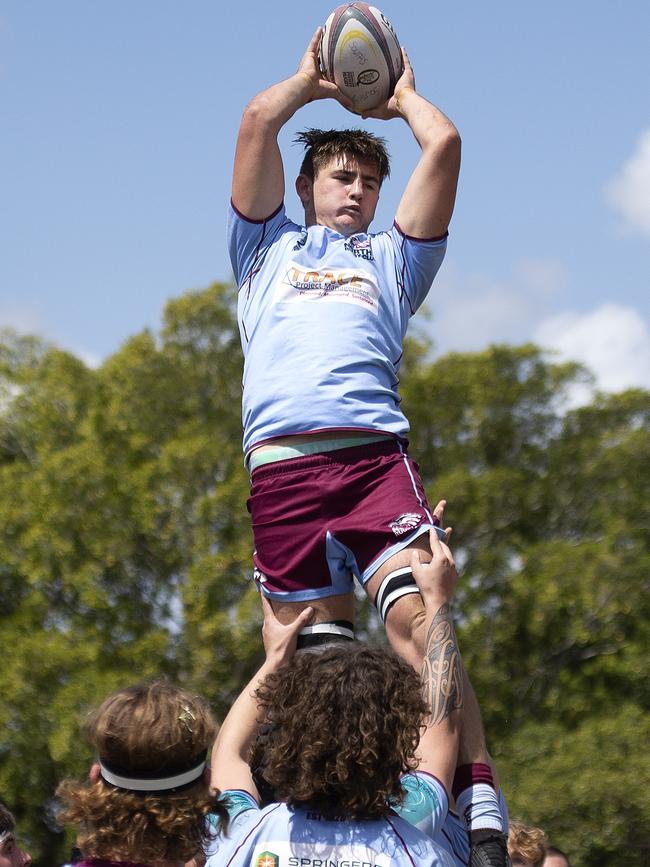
left=319, top=2, right=404, bottom=114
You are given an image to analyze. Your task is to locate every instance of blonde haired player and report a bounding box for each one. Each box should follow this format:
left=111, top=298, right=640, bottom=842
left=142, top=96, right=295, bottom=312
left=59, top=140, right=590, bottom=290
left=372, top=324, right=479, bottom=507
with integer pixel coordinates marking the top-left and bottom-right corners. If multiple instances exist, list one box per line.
left=56, top=679, right=226, bottom=865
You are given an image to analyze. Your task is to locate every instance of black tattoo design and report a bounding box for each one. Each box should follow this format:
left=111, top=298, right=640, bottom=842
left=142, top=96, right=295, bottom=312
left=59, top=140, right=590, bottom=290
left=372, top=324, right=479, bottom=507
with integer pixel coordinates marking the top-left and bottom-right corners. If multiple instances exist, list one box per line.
left=421, top=602, right=464, bottom=723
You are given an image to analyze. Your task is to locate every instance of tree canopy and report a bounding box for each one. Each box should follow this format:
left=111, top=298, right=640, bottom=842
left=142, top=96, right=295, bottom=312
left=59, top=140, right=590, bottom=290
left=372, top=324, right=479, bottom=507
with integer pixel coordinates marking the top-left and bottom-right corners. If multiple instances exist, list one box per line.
left=0, top=285, right=647, bottom=866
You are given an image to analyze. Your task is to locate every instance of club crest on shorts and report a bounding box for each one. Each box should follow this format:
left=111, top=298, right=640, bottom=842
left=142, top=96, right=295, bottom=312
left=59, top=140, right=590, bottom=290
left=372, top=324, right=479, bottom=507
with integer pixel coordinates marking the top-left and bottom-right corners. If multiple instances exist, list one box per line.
left=389, top=512, right=422, bottom=536
left=256, top=852, right=279, bottom=867
left=253, top=565, right=268, bottom=585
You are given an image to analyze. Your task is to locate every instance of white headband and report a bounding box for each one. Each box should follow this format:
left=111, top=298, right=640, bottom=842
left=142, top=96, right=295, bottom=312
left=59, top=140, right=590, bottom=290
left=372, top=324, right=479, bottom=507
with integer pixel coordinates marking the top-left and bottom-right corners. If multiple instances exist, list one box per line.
left=99, top=756, right=206, bottom=792
left=0, top=831, right=14, bottom=844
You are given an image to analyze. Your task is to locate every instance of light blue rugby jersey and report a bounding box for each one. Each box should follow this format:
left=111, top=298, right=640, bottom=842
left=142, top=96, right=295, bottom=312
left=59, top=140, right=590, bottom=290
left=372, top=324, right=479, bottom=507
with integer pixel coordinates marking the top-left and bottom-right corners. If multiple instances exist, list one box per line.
left=228, top=203, right=447, bottom=456
left=394, top=776, right=510, bottom=867
left=207, top=777, right=455, bottom=867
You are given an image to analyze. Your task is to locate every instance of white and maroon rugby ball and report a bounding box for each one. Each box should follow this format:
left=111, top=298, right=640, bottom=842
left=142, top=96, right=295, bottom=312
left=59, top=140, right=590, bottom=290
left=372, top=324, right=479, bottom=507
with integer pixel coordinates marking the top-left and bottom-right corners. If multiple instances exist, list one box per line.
left=320, top=3, right=403, bottom=113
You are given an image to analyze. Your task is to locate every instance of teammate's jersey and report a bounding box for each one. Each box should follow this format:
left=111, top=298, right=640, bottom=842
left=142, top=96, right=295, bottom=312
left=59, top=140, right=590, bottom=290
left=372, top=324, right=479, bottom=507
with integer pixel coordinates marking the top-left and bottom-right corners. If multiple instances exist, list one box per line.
left=393, top=778, right=510, bottom=867
left=228, top=203, right=447, bottom=456
left=208, top=776, right=455, bottom=867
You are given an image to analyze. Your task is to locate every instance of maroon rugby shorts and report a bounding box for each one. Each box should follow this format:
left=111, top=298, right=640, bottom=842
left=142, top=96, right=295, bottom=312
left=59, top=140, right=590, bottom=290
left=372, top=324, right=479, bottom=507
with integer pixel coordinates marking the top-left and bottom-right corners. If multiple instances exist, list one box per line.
left=247, top=439, right=437, bottom=601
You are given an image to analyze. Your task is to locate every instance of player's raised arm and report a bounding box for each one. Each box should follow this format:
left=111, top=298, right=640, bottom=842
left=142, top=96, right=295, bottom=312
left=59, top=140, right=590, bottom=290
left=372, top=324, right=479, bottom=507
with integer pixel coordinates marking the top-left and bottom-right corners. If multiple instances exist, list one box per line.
left=363, top=49, right=461, bottom=239
left=409, top=528, right=463, bottom=795
left=210, top=600, right=313, bottom=797
left=232, top=28, right=351, bottom=220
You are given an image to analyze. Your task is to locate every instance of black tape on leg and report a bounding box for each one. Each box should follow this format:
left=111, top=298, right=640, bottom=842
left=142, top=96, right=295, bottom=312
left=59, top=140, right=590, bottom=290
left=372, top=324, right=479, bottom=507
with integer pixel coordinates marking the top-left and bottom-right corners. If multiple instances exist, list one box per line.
left=374, top=567, right=420, bottom=624
left=296, top=620, right=354, bottom=649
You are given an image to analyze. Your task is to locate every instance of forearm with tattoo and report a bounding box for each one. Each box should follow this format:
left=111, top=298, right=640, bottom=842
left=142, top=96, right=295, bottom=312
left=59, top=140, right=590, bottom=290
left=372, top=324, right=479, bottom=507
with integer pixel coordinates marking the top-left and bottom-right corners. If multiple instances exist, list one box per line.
left=421, top=602, right=464, bottom=723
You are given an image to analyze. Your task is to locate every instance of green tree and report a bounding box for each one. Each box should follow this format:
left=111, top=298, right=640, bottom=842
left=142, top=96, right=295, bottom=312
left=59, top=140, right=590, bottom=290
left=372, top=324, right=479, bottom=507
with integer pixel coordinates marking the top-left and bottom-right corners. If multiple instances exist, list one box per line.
left=400, top=348, right=650, bottom=865
left=0, top=286, right=254, bottom=863
left=0, top=308, right=647, bottom=866
left=499, top=705, right=650, bottom=866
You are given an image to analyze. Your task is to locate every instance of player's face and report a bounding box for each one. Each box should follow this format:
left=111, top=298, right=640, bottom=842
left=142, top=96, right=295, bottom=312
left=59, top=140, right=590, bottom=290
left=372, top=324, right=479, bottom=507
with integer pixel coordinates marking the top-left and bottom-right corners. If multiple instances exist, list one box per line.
left=0, top=835, right=32, bottom=867
left=300, top=155, right=381, bottom=236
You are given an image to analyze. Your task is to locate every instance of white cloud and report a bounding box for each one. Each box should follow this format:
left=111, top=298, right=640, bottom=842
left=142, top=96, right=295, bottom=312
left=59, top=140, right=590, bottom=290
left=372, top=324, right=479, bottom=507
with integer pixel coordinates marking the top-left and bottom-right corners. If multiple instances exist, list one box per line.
left=423, top=256, right=649, bottom=407
left=424, top=257, right=567, bottom=354
left=0, top=307, right=103, bottom=368
left=0, top=304, right=46, bottom=336
left=0, top=381, right=21, bottom=416
left=73, top=347, right=102, bottom=369
left=534, top=304, right=650, bottom=399
left=606, top=128, right=650, bottom=238
left=513, top=258, right=568, bottom=296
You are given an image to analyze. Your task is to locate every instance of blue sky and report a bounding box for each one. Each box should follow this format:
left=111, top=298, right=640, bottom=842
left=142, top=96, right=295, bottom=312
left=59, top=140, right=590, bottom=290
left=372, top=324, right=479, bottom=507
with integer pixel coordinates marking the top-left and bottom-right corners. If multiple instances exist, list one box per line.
left=1, top=1, right=649, bottom=393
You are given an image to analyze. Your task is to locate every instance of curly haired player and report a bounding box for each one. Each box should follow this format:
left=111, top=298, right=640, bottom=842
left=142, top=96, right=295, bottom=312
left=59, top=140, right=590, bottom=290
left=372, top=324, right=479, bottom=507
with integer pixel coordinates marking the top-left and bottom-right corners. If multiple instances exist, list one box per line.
left=206, top=527, right=462, bottom=866
left=0, top=804, right=31, bottom=867
left=508, top=821, right=548, bottom=867
left=56, top=679, right=228, bottom=866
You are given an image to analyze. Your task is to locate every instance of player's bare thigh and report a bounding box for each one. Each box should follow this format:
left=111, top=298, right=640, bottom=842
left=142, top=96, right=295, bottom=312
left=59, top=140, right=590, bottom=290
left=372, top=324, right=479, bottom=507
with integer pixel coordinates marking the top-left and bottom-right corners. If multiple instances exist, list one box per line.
left=268, top=591, right=354, bottom=626
left=363, top=536, right=430, bottom=666
left=364, top=499, right=449, bottom=668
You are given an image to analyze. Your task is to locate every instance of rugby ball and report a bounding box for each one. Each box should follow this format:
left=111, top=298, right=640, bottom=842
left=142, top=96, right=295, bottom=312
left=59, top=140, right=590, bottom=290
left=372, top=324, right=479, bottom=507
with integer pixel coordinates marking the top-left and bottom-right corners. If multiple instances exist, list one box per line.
left=320, top=3, right=403, bottom=113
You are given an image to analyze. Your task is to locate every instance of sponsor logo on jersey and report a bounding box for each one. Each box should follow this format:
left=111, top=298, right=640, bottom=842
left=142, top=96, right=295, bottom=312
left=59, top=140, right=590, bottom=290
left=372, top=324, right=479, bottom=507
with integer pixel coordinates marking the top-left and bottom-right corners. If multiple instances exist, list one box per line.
left=287, top=860, right=380, bottom=867
left=285, top=265, right=364, bottom=289
left=389, top=513, right=422, bottom=536
left=275, top=262, right=380, bottom=314
left=262, top=840, right=391, bottom=867
left=293, top=232, right=308, bottom=251
left=257, top=852, right=279, bottom=867
left=344, top=235, right=374, bottom=261
left=306, top=811, right=347, bottom=821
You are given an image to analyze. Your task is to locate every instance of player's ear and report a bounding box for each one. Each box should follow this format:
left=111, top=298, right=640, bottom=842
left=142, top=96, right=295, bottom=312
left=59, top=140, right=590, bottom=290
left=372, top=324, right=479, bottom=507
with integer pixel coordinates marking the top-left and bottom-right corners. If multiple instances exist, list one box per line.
left=295, top=174, right=312, bottom=207
left=89, top=762, right=101, bottom=783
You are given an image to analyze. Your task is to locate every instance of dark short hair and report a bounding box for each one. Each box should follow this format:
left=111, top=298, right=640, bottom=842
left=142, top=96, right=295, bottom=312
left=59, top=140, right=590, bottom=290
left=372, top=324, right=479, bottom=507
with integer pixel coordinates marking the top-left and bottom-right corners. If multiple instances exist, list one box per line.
left=546, top=846, right=571, bottom=865
left=0, top=803, right=16, bottom=835
left=253, top=643, right=426, bottom=819
left=295, top=128, right=390, bottom=182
